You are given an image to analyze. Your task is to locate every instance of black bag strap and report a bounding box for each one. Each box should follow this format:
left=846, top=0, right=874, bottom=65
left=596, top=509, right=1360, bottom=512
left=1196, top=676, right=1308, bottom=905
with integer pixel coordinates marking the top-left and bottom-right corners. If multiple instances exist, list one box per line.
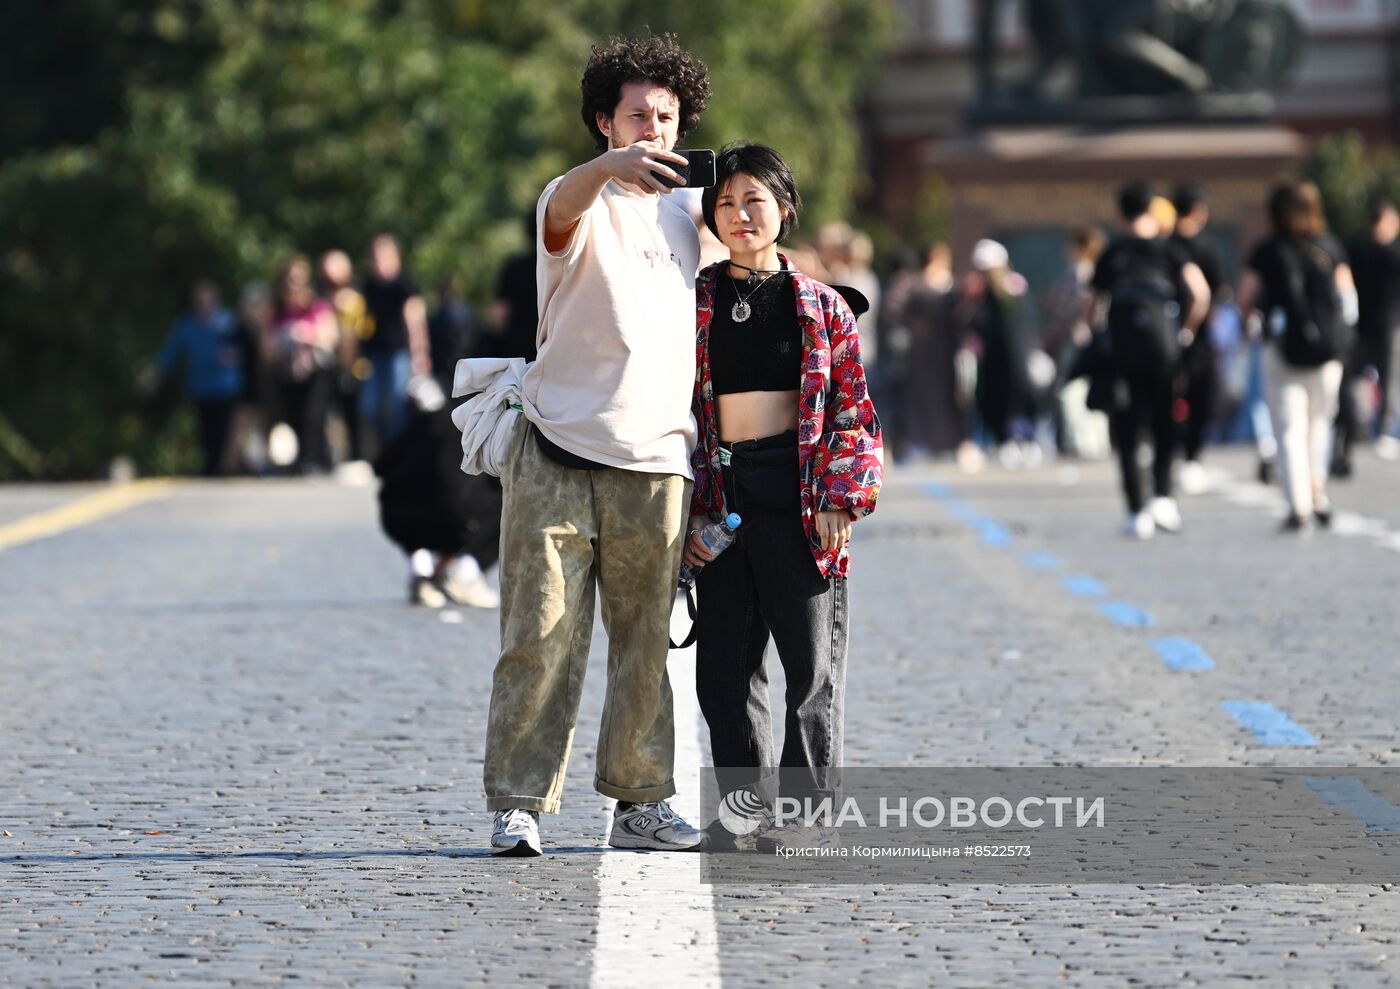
left=669, top=583, right=699, bottom=650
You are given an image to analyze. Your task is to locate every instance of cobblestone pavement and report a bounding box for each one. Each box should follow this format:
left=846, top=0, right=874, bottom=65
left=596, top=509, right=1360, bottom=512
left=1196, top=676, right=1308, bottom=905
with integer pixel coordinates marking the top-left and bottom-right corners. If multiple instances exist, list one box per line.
left=3, top=447, right=1399, bottom=987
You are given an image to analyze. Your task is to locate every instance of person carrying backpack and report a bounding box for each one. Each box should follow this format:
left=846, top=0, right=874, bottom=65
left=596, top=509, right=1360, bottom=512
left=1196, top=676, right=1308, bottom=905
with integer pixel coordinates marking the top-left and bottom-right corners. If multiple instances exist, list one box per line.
left=1239, top=181, right=1358, bottom=533
left=1091, top=181, right=1210, bottom=539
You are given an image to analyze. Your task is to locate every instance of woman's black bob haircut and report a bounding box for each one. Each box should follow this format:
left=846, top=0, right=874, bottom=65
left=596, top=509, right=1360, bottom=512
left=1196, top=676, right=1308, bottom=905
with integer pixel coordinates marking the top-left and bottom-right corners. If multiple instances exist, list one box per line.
left=701, top=143, right=802, bottom=245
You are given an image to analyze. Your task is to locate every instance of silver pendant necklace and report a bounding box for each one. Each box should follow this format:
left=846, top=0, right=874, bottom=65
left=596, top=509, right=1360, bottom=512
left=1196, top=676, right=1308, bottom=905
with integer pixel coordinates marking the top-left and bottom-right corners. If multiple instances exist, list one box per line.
left=730, top=272, right=774, bottom=323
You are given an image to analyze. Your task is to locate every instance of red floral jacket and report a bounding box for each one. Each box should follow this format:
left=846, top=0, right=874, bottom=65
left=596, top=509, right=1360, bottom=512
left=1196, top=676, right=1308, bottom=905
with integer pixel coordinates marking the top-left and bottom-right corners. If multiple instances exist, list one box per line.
left=689, top=256, right=883, bottom=578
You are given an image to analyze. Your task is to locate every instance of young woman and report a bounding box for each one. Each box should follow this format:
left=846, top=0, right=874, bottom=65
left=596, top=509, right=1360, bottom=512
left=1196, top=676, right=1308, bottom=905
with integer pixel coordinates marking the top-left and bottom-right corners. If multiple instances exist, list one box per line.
left=684, top=144, right=882, bottom=851
left=268, top=256, right=339, bottom=473
left=1238, top=181, right=1356, bottom=533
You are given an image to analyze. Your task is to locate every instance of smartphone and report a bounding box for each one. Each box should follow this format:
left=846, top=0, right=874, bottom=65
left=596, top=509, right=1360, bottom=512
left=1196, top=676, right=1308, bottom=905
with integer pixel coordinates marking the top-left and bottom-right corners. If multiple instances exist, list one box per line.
left=653, top=149, right=716, bottom=190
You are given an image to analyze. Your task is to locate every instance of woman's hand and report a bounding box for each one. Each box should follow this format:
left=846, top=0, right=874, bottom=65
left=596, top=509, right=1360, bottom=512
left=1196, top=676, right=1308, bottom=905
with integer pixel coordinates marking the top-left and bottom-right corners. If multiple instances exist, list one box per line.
left=815, top=510, right=852, bottom=552
left=681, top=517, right=718, bottom=570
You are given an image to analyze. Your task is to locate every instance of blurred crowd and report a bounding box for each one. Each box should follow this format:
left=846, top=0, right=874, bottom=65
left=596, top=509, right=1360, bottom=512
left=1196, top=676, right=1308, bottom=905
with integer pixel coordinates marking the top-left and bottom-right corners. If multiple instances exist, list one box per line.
left=147, top=230, right=541, bottom=609
left=148, top=179, right=1400, bottom=572
left=147, top=231, right=538, bottom=479
left=803, top=186, right=1398, bottom=500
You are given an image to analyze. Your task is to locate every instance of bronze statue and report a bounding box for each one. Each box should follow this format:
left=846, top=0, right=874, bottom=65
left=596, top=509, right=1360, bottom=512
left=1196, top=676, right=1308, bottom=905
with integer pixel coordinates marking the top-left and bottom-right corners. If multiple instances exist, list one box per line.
left=973, top=0, right=1302, bottom=120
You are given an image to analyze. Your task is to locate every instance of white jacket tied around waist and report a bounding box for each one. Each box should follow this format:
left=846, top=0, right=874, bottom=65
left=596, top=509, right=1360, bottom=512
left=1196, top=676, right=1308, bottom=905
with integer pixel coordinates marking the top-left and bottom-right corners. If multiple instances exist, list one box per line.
left=450, top=357, right=534, bottom=476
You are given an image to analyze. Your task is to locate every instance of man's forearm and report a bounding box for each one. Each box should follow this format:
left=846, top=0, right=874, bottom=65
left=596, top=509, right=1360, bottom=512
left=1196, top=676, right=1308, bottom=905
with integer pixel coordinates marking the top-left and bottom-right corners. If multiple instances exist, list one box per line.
left=545, top=155, right=612, bottom=238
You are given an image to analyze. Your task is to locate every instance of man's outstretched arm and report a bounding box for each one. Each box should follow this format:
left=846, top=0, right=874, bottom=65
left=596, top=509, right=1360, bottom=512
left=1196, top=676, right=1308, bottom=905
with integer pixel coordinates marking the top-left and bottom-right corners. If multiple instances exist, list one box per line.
left=543, top=142, right=688, bottom=253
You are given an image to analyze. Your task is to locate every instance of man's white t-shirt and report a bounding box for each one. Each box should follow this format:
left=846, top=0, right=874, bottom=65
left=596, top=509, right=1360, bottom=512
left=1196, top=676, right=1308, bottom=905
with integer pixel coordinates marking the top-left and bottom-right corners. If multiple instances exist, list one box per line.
left=524, top=176, right=699, bottom=477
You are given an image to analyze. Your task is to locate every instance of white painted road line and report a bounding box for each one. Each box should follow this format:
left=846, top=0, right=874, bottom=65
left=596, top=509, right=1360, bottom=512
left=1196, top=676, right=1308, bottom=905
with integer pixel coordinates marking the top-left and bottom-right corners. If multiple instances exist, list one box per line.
left=1212, top=468, right=1400, bottom=553
left=589, top=595, right=721, bottom=989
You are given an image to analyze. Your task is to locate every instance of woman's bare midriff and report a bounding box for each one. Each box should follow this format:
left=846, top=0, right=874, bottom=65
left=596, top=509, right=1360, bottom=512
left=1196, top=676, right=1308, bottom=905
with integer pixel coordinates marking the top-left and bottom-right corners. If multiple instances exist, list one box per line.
left=717, top=390, right=800, bottom=443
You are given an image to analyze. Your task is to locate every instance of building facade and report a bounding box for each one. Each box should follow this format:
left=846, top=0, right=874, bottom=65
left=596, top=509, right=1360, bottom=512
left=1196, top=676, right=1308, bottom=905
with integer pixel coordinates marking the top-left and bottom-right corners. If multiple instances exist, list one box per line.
left=864, top=0, right=1400, bottom=289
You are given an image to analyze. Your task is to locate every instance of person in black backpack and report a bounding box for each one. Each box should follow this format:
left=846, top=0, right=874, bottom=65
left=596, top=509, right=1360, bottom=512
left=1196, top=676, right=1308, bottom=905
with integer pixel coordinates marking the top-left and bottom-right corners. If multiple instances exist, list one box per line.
left=1238, top=181, right=1357, bottom=533
left=1091, top=181, right=1210, bottom=539
left=1169, top=183, right=1227, bottom=493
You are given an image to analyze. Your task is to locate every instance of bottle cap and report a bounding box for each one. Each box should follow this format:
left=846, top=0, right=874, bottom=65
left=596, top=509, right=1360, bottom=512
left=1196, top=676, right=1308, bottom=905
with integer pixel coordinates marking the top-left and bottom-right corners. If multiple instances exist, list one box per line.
left=725, top=513, right=742, bottom=529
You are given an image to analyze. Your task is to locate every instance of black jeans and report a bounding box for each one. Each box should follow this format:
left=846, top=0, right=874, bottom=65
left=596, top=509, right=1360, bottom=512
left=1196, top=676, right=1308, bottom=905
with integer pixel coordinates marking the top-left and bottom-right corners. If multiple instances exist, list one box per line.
left=195, top=398, right=235, bottom=477
left=281, top=368, right=333, bottom=472
left=1110, top=363, right=1175, bottom=514
left=1333, top=344, right=1364, bottom=468
left=1180, top=334, right=1216, bottom=463
left=695, top=432, right=847, bottom=804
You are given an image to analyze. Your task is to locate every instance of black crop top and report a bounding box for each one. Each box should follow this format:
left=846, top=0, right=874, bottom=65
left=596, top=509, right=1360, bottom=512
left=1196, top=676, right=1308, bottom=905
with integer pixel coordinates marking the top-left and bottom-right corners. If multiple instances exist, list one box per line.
left=710, top=272, right=802, bottom=395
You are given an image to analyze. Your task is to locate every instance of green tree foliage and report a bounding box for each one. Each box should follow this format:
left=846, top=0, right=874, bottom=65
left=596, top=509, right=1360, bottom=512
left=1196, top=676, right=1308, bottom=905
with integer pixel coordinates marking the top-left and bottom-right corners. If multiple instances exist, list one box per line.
left=1300, top=131, right=1400, bottom=243
left=1, top=0, right=892, bottom=478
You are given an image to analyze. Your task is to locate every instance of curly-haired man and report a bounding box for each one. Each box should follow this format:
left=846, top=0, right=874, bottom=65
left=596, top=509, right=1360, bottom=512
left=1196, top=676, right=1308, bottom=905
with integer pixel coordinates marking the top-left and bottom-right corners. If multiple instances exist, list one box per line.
left=487, top=35, right=712, bottom=856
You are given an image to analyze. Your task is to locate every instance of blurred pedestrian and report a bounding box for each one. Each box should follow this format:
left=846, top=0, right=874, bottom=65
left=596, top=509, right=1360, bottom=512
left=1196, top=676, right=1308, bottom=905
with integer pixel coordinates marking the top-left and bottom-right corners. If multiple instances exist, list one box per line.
left=1345, top=198, right=1400, bottom=464
left=269, top=255, right=338, bottom=474
left=233, top=281, right=275, bottom=472
left=1041, top=226, right=1107, bottom=457
left=874, top=247, right=921, bottom=462
left=1092, top=181, right=1209, bottom=539
left=686, top=143, right=882, bottom=853
left=1239, top=181, right=1356, bottom=533
left=967, top=238, right=1039, bottom=467
left=428, top=277, right=479, bottom=387
left=845, top=232, right=882, bottom=371
left=486, top=214, right=540, bottom=362
left=320, top=249, right=369, bottom=463
left=149, top=279, right=247, bottom=477
left=901, top=242, right=974, bottom=462
left=360, top=233, right=430, bottom=457
left=1170, top=182, right=1227, bottom=493
left=375, top=376, right=501, bottom=610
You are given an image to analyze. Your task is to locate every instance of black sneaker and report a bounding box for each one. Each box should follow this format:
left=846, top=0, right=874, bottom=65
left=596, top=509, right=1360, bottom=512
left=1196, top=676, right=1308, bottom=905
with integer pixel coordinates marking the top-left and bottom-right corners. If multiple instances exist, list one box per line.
left=1280, top=513, right=1313, bottom=535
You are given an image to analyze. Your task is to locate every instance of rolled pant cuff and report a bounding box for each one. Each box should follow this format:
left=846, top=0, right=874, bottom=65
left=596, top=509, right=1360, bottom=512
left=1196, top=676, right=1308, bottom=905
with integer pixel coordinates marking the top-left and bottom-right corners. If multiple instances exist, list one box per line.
left=594, top=776, right=676, bottom=804
left=486, top=794, right=559, bottom=815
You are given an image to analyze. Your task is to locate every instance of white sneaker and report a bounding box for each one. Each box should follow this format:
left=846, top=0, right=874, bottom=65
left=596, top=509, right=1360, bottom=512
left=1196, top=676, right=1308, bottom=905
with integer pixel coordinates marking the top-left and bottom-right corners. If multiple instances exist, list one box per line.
left=1376, top=435, right=1400, bottom=461
left=409, top=576, right=447, bottom=608
left=1125, top=510, right=1155, bottom=540
left=756, top=822, right=843, bottom=854
left=438, top=571, right=500, bottom=609
left=609, top=800, right=709, bottom=851
left=1149, top=496, right=1182, bottom=533
left=1179, top=460, right=1208, bottom=495
left=491, top=808, right=541, bottom=857
left=956, top=441, right=986, bottom=474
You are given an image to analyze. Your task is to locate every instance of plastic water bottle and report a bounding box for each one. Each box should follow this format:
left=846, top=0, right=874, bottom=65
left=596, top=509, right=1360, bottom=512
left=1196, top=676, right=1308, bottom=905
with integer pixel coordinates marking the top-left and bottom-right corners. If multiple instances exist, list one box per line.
left=678, top=513, right=742, bottom=587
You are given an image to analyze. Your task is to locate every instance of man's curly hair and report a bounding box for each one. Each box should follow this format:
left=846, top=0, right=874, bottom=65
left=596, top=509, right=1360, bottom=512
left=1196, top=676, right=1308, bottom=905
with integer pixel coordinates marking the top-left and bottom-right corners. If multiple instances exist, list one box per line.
left=580, top=34, right=711, bottom=152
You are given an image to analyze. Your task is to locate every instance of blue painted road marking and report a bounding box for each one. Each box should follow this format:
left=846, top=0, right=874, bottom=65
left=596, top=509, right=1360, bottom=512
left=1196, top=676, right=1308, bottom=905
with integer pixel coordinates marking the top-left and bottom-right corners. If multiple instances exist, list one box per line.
left=974, top=520, right=1013, bottom=548
left=948, top=503, right=983, bottom=523
left=1021, top=551, right=1062, bottom=571
left=1150, top=637, right=1216, bottom=671
left=1098, top=601, right=1155, bottom=627
left=1221, top=701, right=1317, bottom=746
left=1305, top=777, right=1400, bottom=834
left=1063, top=575, right=1108, bottom=598
left=923, top=485, right=1014, bottom=547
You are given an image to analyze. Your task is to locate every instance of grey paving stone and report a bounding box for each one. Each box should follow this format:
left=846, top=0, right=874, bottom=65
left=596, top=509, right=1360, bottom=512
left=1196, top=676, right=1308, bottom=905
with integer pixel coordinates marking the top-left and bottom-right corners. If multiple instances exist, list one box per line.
left=2, top=459, right=1398, bottom=987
